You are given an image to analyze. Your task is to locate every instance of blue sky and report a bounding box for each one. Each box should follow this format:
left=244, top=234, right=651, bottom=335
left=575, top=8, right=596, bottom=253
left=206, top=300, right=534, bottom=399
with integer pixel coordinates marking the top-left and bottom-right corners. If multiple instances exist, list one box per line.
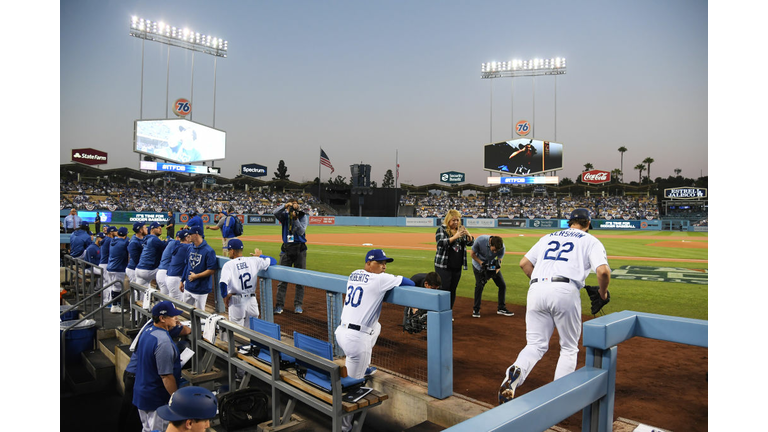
left=58, top=0, right=708, bottom=186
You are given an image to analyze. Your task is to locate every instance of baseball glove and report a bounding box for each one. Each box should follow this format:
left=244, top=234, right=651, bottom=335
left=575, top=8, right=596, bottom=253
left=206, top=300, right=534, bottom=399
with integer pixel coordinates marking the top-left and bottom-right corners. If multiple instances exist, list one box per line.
left=402, top=308, right=428, bottom=334
left=584, top=285, right=610, bottom=316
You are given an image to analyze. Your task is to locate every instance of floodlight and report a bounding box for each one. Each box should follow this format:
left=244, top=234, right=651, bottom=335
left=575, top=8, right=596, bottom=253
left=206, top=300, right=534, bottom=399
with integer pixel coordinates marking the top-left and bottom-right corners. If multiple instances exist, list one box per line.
left=481, top=57, right=566, bottom=78
left=129, top=17, right=228, bottom=58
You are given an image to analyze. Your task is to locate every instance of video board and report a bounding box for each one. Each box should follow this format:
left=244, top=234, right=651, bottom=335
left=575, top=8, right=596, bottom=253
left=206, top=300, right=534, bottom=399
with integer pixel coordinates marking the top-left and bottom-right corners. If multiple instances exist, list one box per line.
left=484, top=138, right=563, bottom=176
left=134, top=119, right=226, bottom=164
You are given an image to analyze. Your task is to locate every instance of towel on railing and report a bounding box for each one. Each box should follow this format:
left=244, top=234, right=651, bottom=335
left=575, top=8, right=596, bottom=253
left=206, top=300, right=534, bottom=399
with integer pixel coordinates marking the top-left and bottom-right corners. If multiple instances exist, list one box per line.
left=203, top=314, right=225, bottom=344
left=130, top=320, right=153, bottom=352
left=143, top=288, right=157, bottom=309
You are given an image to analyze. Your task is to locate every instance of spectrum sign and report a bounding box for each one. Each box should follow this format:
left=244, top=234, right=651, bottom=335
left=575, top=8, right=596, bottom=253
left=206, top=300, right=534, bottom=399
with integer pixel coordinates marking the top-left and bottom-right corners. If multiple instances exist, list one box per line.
left=140, top=161, right=220, bottom=175
left=487, top=176, right=559, bottom=185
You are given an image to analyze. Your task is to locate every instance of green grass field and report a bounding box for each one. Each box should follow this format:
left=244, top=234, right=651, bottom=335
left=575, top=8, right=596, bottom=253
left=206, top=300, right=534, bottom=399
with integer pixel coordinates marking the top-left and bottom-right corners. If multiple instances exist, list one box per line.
left=241, top=225, right=708, bottom=321
left=112, top=224, right=708, bottom=320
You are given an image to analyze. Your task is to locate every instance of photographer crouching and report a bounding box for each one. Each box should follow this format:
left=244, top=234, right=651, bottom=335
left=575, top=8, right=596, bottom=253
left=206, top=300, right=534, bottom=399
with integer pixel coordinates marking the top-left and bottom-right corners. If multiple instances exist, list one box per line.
left=470, top=235, right=515, bottom=318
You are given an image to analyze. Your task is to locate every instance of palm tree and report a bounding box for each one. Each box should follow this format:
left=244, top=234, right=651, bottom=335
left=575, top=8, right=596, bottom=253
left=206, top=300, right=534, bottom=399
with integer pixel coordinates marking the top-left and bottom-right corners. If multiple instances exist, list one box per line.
left=611, top=168, right=622, bottom=184
left=618, top=147, right=627, bottom=182
left=634, top=163, right=646, bottom=184
left=583, top=162, right=593, bottom=172
left=674, top=168, right=682, bottom=177
left=643, top=157, right=655, bottom=184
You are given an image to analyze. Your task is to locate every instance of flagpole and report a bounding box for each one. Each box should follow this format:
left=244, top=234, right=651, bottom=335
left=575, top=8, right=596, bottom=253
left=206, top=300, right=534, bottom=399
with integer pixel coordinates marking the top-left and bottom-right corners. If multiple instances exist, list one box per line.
left=395, top=150, right=399, bottom=217
left=318, top=147, right=322, bottom=202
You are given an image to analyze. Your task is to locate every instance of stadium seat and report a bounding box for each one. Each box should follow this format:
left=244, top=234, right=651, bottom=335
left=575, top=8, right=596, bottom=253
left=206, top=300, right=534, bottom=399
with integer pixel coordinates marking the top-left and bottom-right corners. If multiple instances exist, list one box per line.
left=292, top=331, right=365, bottom=394
left=248, top=317, right=296, bottom=367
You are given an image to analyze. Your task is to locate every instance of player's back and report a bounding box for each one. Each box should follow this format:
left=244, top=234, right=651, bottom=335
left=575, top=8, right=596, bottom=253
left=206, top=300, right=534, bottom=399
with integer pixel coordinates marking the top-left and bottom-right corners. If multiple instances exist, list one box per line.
left=526, top=228, right=606, bottom=288
left=341, top=270, right=402, bottom=328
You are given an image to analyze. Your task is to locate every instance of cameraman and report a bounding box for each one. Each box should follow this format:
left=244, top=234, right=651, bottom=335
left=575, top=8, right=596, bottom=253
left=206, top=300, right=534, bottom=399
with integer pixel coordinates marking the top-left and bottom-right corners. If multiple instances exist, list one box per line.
left=470, top=235, right=514, bottom=318
left=273, top=199, right=308, bottom=314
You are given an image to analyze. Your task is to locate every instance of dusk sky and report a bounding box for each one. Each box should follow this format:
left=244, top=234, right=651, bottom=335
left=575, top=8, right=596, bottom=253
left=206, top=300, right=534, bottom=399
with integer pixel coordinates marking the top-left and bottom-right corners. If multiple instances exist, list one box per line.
left=58, top=0, right=709, bottom=186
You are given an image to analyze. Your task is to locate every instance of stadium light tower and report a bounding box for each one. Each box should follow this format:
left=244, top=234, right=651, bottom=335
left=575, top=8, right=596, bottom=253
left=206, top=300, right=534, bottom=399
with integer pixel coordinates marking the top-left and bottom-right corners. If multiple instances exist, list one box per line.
left=129, top=17, right=228, bottom=125
left=481, top=58, right=566, bottom=144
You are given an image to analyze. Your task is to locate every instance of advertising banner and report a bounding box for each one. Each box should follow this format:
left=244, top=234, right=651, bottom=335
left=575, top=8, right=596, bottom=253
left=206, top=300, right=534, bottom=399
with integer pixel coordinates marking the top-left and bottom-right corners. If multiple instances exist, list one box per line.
left=498, top=219, right=527, bottom=227
left=248, top=215, right=276, bottom=224
left=664, top=187, right=707, bottom=199
left=529, top=219, right=559, bottom=228
left=72, top=148, right=108, bottom=166
left=241, top=163, right=268, bottom=178
left=596, top=220, right=642, bottom=229
left=440, top=171, right=465, bottom=184
left=406, top=218, right=434, bottom=227
left=464, top=218, right=495, bottom=228
left=309, top=216, right=336, bottom=225
left=581, top=170, right=611, bottom=184
left=111, top=212, right=168, bottom=224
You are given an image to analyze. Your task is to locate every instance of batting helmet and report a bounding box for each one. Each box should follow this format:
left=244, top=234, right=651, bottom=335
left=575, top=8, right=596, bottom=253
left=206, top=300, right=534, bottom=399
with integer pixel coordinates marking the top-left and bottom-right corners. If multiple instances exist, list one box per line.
left=156, top=386, right=218, bottom=421
left=568, top=208, right=593, bottom=229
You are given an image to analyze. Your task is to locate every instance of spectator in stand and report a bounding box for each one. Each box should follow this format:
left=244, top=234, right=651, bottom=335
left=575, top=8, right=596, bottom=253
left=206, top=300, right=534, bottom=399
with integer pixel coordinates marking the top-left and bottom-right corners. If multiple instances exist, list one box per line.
left=180, top=226, right=217, bottom=309
left=127, top=222, right=148, bottom=284
left=434, top=209, right=474, bottom=311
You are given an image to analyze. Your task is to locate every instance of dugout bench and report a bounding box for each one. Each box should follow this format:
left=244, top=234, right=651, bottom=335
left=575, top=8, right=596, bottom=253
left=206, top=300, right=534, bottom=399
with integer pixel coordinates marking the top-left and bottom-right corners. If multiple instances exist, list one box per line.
left=132, top=285, right=387, bottom=432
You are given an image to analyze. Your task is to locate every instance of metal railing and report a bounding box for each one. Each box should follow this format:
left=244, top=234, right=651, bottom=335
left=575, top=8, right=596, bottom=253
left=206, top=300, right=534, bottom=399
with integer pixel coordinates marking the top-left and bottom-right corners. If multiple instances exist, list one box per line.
left=442, top=311, right=708, bottom=432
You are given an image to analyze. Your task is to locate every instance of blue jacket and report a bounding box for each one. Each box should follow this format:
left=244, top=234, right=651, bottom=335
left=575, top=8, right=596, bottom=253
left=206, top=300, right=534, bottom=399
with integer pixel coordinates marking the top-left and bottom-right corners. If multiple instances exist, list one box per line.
left=182, top=240, right=217, bottom=294
left=69, top=230, right=92, bottom=257
left=99, top=236, right=112, bottom=265
left=127, top=235, right=145, bottom=270
left=84, top=243, right=101, bottom=266
left=136, top=235, right=167, bottom=270
left=158, top=239, right=178, bottom=271
left=167, top=243, right=192, bottom=277
left=107, top=237, right=130, bottom=273
left=274, top=205, right=308, bottom=244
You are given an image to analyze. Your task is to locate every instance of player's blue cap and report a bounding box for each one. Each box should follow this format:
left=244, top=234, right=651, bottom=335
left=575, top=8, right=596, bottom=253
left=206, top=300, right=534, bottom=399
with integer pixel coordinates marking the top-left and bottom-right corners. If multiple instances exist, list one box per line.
left=95, top=232, right=106, bottom=239
left=79, top=221, right=89, bottom=228
left=152, top=300, right=183, bottom=318
left=117, top=227, right=129, bottom=236
left=132, top=222, right=145, bottom=232
left=365, top=249, right=394, bottom=263
left=227, top=239, right=244, bottom=250
left=107, top=226, right=118, bottom=233
left=157, top=386, right=218, bottom=421
left=177, top=229, right=189, bottom=239
left=149, top=221, right=164, bottom=230
left=188, top=226, right=204, bottom=236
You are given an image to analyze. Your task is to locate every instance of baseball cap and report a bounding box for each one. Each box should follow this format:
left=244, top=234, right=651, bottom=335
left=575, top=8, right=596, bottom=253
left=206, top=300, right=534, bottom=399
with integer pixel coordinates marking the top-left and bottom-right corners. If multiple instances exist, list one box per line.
left=132, top=222, right=145, bottom=232
left=149, top=221, right=164, bottom=230
left=152, top=300, right=183, bottom=318
left=79, top=221, right=89, bottom=228
left=188, top=226, right=204, bottom=236
left=569, top=208, right=594, bottom=229
left=365, top=249, right=394, bottom=263
left=156, top=386, right=218, bottom=421
left=177, top=229, right=189, bottom=240
left=107, top=226, right=118, bottom=233
left=95, top=232, right=106, bottom=239
left=227, top=239, right=244, bottom=250
left=117, top=227, right=129, bottom=236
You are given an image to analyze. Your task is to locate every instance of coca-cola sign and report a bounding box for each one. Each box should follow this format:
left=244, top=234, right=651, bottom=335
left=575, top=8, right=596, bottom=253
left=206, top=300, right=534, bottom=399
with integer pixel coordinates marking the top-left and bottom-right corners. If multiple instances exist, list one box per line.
left=581, top=170, right=611, bottom=184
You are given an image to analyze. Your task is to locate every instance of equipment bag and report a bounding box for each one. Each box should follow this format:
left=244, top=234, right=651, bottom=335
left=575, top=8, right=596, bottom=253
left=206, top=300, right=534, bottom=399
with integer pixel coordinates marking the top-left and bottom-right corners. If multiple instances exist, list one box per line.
left=229, top=215, right=244, bottom=237
left=218, top=387, right=269, bottom=431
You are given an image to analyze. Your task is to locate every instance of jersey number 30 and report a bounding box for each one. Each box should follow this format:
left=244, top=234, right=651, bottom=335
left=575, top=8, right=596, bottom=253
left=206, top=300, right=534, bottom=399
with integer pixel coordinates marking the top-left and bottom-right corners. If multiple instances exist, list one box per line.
left=345, top=286, right=364, bottom=307
left=544, top=241, right=574, bottom=262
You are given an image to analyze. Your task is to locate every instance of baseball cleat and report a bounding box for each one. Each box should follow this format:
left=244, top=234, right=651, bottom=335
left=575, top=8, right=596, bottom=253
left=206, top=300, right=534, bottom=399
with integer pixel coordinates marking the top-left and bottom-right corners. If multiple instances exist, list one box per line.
left=498, top=365, right=522, bottom=404
left=472, top=310, right=480, bottom=318
left=294, top=306, right=303, bottom=314
left=365, top=366, right=377, bottom=376
left=274, top=306, right=283, bottom=314
left=497, top=308, right=515, bottom=317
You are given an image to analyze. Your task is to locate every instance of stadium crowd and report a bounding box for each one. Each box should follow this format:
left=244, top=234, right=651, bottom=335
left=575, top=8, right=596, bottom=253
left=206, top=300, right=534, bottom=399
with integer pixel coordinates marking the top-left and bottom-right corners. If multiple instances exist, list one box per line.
left=402, top=194, right=660, bottom=219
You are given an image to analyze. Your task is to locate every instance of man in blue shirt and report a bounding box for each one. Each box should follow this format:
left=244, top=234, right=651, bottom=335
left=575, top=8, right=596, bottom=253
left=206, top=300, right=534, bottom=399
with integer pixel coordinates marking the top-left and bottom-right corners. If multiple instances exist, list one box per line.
left=470, top=235, right=515, bottom=318
left=133, top=301, right=185, bottom=432
left=206, top=209, right=239, bottom=254
left=127, top=222, right=147, bottom=284
left=69, top=221, right=93, bottom=259
left=63, top=208, right=81, bottom=233
left=106, top=227, right=131, bottom=313
left=136, top=222, right=168, bottom=288
left=84, top=233, right=103, bottom=272
left=99, top=226, right=116, bottom=275
left=183, top=211, right=204, bottom=238
left=180, top=226, right=217, bottom=310
left=165, top=231, right=192, bottom=302
left=273, top=199, right=309, bottom=314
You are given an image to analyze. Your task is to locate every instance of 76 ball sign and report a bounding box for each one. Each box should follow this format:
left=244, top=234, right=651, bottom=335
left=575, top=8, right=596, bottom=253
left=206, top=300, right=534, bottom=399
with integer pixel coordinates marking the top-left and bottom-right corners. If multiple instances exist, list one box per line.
left=173, top=98, right=191, bottom=117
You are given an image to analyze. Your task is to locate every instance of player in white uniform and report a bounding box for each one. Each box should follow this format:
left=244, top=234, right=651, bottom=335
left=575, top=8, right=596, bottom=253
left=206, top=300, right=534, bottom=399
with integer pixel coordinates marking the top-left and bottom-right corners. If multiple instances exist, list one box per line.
left=334, top=249, right=415, bottom=432
left=218, top=239, right=276, bottom=326
left=498, top=208, right=611, bottom=404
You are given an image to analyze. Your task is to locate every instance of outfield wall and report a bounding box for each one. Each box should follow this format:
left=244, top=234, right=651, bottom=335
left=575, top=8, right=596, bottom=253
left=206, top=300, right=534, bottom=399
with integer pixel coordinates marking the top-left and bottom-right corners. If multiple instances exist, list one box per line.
left=60, top=210, right=673, bottom=231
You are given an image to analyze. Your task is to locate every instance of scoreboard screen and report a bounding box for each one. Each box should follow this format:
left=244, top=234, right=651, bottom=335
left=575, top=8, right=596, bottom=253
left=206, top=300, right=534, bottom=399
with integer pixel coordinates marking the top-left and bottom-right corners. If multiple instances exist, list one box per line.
left=134, top=119, right=226, bottom=164
left=484, top=138, right=563, bottom=175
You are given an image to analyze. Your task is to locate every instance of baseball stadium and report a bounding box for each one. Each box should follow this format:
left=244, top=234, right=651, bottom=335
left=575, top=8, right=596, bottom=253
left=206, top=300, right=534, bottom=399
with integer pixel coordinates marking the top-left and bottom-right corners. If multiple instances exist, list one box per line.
left=57, top=5, right=709, bottom=432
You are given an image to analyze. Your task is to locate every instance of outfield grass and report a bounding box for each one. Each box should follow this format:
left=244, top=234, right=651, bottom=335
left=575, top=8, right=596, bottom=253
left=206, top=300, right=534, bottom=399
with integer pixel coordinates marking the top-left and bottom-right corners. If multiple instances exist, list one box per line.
left=110, top=224, right=707, bottom=321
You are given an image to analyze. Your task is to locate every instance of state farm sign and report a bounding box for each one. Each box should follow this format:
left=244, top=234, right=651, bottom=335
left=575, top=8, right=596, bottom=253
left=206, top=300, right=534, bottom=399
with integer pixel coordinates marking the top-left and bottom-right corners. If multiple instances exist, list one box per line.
left=72, top=148, right=108, bottom=166
left=581, top=170, right=610, bottom=184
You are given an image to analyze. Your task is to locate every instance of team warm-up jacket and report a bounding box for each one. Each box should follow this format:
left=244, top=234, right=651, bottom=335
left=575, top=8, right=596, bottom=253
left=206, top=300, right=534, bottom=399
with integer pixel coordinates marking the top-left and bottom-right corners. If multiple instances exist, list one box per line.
left=107, top=237, right=130, bottom=273
left=127, top=235, right=145, bottom=271
left=136, top=234, right=168, bottom=270
left=69, top=230, right=93, bottom=257
left=166, top=243, right=192, bottom=278
left=158, top=239, right=179, bottom=271
left=182, top=240, right=217, bottom=295
left=99, top=236, right=112, bottom=266
left=84, top=243, right=101, bottom=266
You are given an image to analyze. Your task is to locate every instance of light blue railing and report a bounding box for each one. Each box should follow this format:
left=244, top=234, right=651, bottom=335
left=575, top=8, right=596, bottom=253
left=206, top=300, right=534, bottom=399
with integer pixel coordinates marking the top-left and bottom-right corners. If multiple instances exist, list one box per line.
left=442, top=311, right=707, bottom=432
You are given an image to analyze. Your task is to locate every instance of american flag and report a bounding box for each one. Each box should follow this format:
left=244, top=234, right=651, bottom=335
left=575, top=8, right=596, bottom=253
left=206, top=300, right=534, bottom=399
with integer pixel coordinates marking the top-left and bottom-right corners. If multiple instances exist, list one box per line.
left=320, top=148, right=334, bottom=174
